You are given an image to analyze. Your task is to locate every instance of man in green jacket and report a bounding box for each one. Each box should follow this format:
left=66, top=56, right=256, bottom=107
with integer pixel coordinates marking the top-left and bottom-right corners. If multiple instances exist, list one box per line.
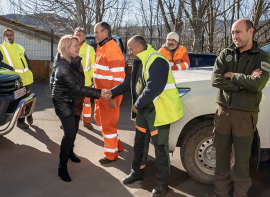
left=210, top=19, right=270, bottom=197
left=102, top=35, right=183, bottom=197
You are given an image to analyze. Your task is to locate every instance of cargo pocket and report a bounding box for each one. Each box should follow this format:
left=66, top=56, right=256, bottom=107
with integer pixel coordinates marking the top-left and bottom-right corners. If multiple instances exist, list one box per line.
left=158, top=124, right=170, bottom=145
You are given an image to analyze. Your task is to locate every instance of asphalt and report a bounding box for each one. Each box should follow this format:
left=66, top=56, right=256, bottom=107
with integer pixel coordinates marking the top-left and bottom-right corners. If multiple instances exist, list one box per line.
left=0, top=83, right=270, bottom=197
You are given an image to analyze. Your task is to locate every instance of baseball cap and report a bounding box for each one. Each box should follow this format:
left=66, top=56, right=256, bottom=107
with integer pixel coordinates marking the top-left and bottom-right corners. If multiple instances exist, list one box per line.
left=166, top=32, right=179, bottom=42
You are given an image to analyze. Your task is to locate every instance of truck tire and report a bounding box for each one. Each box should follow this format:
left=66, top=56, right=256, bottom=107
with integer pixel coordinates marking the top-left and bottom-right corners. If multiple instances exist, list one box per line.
left=180, top=120, right=235, bottom=184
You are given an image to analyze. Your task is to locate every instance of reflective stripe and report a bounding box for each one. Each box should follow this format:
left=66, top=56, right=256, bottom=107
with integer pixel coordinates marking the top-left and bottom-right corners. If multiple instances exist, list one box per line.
left=105, top=147, right=118, bottom=153
left=15, top=67, right=28, bottom=73
left=93, top=73, right=124, bottom=82
left=99, top=126, right=103, bottom=131
left=84, top=66, right=90, bottom=72
left=0, top=44, right=14, bottom=68
left=0, top=68, right=10, bottom=72
left=82, top=114, right=91, bottom=117
left=17, top=44, right=25, bottom=54
left=110, top=67, right=125, bottom=73
left=184, top=62, right=189, bottom=69
left=140, top=165, right=146, bottom=169
left=136, top=125, right=146, bottom=133
left=150, top=130, right=158, bottom=136
left=95, top=64, right=109, bottom=71
left=118, top=136, right=120, bottom=140
left=144, top=53, right=161, bottom=79
left=104, top=133, right=118, bottom=139
left=84, top=45, right=91, bottom=70
left=153, top=83, right=176, bottom=102
left=176, top=64, right=182, bottom=70
left=95, top=63, right=124, bottom=73
left=84, top=104, right=91, bottom=107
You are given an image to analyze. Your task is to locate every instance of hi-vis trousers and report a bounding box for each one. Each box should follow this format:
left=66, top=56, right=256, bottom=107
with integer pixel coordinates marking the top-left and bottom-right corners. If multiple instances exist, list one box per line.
left=82, top=97, right=91, bottom=124
left=131, top=107, right=170, bottom=187
left=94, top=95, right=124, bottom=161
left=213, top=104, right=258, bottom=197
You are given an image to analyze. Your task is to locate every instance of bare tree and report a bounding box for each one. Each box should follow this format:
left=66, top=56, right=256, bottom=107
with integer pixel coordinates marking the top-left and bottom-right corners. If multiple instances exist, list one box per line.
left=181, top=0, right=209, bottom=52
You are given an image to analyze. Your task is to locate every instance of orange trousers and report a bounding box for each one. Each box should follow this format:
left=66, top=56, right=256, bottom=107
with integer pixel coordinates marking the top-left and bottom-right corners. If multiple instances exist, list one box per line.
left=82, top=97, right=91, bottom=124
left=94, top=96, right=124, bottom=161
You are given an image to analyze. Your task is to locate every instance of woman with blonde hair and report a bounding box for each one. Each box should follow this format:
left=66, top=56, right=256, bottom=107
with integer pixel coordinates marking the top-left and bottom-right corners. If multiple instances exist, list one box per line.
left=52, top=35, right=104, bottom=182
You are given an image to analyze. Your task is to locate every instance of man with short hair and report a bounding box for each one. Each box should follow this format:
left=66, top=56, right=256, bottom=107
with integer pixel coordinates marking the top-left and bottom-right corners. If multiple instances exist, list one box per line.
left=103, top=35, right=184, bottom=197
left=0, top=28, right=34, bottom=129
left=74, top=27, right=95, bottom=131
left=93, top=22, right=125, bottom=164
left=158, top=32, right=190, bottom=70
left=210, top=19, right=270, bottom=197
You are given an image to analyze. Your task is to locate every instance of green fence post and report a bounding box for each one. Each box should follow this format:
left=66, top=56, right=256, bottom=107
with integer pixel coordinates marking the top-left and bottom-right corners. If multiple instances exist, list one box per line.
left=201, top=35, right=204, bottom=52
left=51, top=29, right=54, bottom=62
left=225, top=36, right=229, bottom=48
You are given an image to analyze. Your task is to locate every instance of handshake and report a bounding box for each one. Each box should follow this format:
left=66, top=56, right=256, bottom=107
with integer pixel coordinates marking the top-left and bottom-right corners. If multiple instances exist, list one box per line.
left=101, top=89, right=112, bottom=100
left=101, top=89, right=117, bottom=108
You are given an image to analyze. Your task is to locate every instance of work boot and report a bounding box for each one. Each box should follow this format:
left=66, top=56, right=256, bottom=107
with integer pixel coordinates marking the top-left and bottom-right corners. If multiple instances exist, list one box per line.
left=27, top=115, right=33, bottom=125
left=122, top=173, right=143, bottom=184
left=99, top=157, right=114, bottom=164
left=83, top=123, right=94, bottom=130
left=152, top=185, right=168, bottom=197
left=58, top=164, right=71, bottom=182
left=17, top=122, right=29, bottom=129
left=69, top=152, right=81, bottom=163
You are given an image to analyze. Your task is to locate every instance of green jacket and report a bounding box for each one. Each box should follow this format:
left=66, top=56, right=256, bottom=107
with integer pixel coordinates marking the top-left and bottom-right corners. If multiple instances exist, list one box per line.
left=211, top=41, right=270, bottom=112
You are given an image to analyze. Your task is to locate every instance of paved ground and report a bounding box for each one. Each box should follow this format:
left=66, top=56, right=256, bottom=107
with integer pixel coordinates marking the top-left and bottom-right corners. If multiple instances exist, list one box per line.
left=0, top=83, right=270, bottom=197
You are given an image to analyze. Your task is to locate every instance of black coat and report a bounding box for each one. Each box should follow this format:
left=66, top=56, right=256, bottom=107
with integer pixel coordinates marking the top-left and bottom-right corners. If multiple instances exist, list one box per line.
left=52, top=53, right=101, bottom=116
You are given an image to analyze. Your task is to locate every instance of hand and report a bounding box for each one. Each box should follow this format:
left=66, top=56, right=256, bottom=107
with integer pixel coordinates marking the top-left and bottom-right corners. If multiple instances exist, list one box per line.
left=132, top=105, right=138, bottom=114
left=224, top=72, right=234, bottom=79
left=251, top=69, right=262, bottom=77
left=175, top=60, right=182, bottom=64
left=109, top=99, right=116, bottom=108
left=101, top=89, right=112, bottom=100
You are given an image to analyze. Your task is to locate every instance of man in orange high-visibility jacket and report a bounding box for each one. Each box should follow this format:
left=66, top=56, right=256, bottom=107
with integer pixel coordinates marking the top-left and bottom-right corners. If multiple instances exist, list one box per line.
left=74, top=27, right=95, bottom=131
left=158, top=32, right=190, bottom=70
left=93, top=22, right=125, bottom=164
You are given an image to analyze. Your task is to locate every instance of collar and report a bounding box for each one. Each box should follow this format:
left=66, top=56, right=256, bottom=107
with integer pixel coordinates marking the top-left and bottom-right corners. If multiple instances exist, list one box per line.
left=98, top=36, right=113, bottom=47
left=228, top=40, right=259, bottom=53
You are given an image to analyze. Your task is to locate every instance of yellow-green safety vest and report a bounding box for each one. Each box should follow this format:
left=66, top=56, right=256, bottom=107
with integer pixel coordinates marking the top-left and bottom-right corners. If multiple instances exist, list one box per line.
left=79, top=42, right=95, bottom=86
left=135, top=45, right=184, bottom=126
left=0, top=41, right=33, bottom=86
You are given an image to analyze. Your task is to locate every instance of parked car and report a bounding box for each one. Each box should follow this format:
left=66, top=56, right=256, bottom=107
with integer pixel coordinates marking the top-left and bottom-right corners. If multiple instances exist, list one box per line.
left=0, top=73, right=36, bottom=135
left=188, top=52, right=217, bottom=70
left=169, top=44, right=270, bottom=184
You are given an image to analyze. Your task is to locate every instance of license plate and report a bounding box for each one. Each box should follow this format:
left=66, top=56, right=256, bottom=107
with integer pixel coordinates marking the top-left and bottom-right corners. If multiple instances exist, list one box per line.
left=13, top=87, right=27, bottom=100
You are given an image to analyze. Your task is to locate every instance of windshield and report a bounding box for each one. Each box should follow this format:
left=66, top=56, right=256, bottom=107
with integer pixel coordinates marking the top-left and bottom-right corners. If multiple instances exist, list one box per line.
left=189, top=54, right=217, bottom=68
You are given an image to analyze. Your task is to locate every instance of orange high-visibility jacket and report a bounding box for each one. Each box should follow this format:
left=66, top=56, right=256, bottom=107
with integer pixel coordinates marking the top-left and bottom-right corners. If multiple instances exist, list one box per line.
left=93, top=39, right=125, bottom=94
left=158, top=46, right=190, bottom=70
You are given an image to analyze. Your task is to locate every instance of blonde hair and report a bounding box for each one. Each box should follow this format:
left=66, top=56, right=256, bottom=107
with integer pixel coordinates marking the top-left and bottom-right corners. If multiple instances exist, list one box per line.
left=58, top=35, right=80, bottom=63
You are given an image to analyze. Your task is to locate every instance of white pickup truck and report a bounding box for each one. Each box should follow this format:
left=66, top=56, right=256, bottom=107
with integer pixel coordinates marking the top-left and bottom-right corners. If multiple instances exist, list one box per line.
left=169, top=44, right=270, bottom=184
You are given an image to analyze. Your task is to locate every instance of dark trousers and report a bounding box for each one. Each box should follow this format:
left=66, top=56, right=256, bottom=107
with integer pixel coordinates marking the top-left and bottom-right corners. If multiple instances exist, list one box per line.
left=18, top=85, right=32, bottom=123
left=132, top=107, right=170, bottom=187
left=213, top=104, right=258, bottom=197
left=58, top=115, right=80, bottom=164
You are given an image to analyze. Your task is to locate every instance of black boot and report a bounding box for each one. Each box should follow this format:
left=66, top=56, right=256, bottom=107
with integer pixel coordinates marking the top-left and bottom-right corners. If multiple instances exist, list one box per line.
left=58, top=164, right=71, bottom=182
left=69, top=152, right=81, bottom=163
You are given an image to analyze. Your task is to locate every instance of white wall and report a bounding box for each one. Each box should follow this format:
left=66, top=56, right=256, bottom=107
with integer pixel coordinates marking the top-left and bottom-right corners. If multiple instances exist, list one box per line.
left=0, top=24, right=58, bottom=61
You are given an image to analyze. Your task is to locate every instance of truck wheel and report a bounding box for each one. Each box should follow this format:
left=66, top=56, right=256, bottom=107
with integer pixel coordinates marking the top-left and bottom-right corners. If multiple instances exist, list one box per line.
left=180, top=120, right=234, bottom=184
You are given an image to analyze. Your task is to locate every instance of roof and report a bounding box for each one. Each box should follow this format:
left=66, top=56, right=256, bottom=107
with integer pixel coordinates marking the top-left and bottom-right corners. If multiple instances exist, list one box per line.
left=0, top=15, right=60, bottom=44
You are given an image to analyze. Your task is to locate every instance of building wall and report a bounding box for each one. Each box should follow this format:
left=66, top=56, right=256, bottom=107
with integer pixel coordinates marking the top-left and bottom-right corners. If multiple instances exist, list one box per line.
left=0, top=24, right=59, bottom=78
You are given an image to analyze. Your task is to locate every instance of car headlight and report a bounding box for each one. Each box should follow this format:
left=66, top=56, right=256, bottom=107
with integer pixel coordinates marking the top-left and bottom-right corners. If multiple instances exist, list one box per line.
left=178, top=88, right=190, bottom=97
